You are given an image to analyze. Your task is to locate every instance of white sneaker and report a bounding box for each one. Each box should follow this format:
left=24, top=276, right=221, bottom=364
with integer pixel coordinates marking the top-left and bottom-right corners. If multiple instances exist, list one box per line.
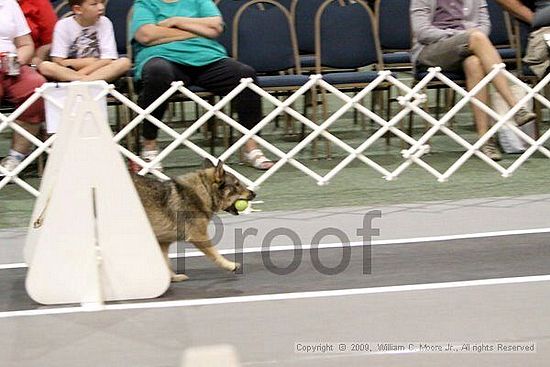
left=0, top=155, right=21, bottom=177
left=140, top=149, right=164, bottom=172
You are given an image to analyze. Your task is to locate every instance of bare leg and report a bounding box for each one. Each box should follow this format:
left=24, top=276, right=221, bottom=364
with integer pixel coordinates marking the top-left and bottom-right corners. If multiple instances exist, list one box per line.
left=12, top=120, right=41, bottom=154
left=143, top=139, right=158, bottom=151
left=82, top=58, right=132, bottom=82
left=244, top=139, right=257, bottom=152
left=243, top=139, right=274, bottom=170
left=37, top=61, right=85, bottom=82
left=463, top=55, right=490, bottom=136
left=467, top=30, right=519, bottom=108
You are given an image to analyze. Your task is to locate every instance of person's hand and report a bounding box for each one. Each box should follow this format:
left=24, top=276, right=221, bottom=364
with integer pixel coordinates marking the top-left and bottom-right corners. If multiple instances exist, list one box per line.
left=31, top=56, right=43, bottom=67
left=158, top=17, right=182, bottom=28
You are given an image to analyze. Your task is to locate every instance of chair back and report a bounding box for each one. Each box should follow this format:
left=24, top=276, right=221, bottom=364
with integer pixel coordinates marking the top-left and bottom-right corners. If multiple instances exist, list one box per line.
left=54, top=0, right=73, bottom=18
left=315, top=0, right=382, bottom=71
left=105, top=0, right=134, bottom=56
left=375, top=0, right=411, bottom=51
left=274, top=0, right=292, bottom=9
left=232, top=0, right=301, bottom=74
left=291, top=0, right=325, bottom=54
left=216, top=0, right=251, bottom=56
left=126, top=6, right=135, bottom=61
left=487, top=0, right=513, bottom=47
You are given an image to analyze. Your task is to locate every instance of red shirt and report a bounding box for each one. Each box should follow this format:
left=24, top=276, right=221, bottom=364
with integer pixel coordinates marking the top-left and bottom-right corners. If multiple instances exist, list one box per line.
left=18, top=0, right=58, bottom=48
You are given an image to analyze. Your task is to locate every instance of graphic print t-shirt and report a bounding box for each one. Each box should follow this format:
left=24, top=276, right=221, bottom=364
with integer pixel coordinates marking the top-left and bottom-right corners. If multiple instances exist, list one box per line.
left=50, top=16, right=118, bottom=59
left=69, top=27, right=100, bottom=58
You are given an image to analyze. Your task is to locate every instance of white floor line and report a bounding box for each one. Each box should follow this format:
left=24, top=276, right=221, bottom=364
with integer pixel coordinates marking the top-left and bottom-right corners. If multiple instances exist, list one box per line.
left=1, top=274, right=550, bottom=319
left=172, top=226, right=550, bottom=259
left=2, top=227, right=550, bottom=270
left=0, top=262, right=26, bottom=270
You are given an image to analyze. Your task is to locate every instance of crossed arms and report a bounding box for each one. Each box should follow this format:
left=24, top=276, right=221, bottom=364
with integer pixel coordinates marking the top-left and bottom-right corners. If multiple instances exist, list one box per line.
left=50, top=57, right=114, bottom=73
left=135, top=16, right=223, bottom=46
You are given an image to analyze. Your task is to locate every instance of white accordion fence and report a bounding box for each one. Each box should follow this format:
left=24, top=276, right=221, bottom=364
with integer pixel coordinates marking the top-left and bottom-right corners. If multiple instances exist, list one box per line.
left=1, top=63, right=549, bottom=198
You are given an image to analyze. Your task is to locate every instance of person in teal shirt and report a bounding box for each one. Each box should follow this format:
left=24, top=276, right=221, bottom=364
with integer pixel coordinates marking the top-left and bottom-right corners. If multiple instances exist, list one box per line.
left=130, top=0, right=274, bottom=171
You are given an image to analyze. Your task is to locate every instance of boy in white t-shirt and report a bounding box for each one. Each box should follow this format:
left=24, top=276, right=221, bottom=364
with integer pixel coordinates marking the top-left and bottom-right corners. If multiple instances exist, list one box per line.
left=37, top=0, right=130, bottom=82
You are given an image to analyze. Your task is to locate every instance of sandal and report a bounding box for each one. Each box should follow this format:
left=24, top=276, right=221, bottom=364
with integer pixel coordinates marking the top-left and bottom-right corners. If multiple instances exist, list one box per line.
left=244, top=149, right=274, bottom=170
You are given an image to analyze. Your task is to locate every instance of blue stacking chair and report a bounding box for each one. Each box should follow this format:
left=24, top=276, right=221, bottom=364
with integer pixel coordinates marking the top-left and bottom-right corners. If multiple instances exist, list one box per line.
left=487, top=0, right=517, bottom=65
left=314, top=0, right=392, bottom=154
left=232, top=0, right=306, bottom=87
left=375, top=0, right=412, bottom=71
left=53, top=0, right=72, bottom=18
left=232, top=0, right=310, bottom=140
left=315, top=0, right=384, bottom=88
left=291, top=0, right=326, bottom=70
left=274, top=0, right=292, bottom=9
left=105, top=0, right=133, bottom=58
left=215, top=0, right=251, bottom=56
left=104, top=0, right=134, bottom=95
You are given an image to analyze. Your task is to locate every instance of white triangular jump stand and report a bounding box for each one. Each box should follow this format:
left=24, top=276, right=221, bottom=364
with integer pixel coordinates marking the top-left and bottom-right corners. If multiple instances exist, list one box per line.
left=25, top=82, right=170, bottom=306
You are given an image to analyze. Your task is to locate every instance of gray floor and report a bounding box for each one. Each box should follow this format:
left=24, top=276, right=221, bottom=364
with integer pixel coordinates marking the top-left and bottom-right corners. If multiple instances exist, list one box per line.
left=1, top=195, right=550, bottom=366
left=2, top=233, right=550, bottom=313
left=3, top=193, right=550, bottom=264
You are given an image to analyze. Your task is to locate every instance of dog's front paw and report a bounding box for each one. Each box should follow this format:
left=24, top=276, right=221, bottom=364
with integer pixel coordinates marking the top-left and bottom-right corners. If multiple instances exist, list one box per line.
left=232, top=262, right=241, bottom=273
left=171, top=273, right=189, bottom=282
left=220, top=260, right=240, bottom=272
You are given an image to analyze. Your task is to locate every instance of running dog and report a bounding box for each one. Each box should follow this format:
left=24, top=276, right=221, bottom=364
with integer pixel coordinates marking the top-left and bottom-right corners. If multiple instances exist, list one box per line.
left=133, top=160, right=255, bottom=282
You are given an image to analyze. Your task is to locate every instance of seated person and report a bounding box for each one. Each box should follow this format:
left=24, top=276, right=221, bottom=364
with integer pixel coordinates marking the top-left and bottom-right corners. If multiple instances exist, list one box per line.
left=496, top=0, right=550, bottom=78
left=0, top=0, right=47, bottom=176
left=18, top=0, right=58, bottom=66
left=496, top=0, right=536, bottom=24
left=411, top=0, right=537, bottom=161
left=38, top=0, right=131, bottom=82
left=495, top=0, right=550, bottom=27
left=130, top=0, right=274, bottom=171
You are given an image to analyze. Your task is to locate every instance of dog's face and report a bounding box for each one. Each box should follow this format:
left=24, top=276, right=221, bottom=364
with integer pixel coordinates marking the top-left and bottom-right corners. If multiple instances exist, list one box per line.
left=206, top=159, right=256, bottom=215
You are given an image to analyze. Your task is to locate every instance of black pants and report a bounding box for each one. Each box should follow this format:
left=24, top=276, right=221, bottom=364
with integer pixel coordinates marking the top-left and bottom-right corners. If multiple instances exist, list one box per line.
left=137, top=57, right=262, bottom=140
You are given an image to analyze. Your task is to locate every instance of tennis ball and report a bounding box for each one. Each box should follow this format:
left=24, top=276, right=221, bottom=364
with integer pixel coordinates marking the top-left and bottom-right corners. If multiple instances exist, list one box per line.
left=234, top=199, right=248, bottom=211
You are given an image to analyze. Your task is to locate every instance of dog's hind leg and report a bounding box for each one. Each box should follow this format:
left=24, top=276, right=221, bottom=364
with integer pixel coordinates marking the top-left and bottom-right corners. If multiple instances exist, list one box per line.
left=160, top=243, right=189, bottom=282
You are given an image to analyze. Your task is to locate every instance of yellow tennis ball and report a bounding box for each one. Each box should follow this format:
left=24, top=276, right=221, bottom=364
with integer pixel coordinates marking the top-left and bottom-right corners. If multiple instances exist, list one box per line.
left=235, top=200, right=248, bottom=211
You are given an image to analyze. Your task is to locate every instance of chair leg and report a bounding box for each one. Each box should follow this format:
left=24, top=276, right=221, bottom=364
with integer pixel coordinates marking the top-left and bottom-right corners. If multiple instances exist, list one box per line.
left=385, top=88, right=392, bottom=145
left=209, top=118, right=217, bottom=156
left=311, top=88, right=319, bottom=160
left=321, top=89, right=331, bottom=159
left=166, top=103, right=173, bottom=124
left=36, top=124, right=49, bottom=177
left=301, top=92, right=308, bottom=141
left=435, top=88, right=441, bottom=119
left=285, top=102, right=296, bottom=136
left=360, top=96, right=366, bottom=130
left=446, top=88, right=457, bottom=128
left=422, top=86, right=431, bottom=135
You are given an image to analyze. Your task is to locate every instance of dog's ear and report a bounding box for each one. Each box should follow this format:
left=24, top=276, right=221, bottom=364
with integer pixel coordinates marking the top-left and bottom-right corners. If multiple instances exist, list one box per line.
left=214, top=159, right=225, bottom=182
left=203, top=158, right=216, bottom=169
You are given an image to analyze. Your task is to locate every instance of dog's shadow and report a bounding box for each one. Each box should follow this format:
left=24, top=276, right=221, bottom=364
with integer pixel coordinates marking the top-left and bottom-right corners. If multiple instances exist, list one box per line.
left=162, top=268, right=244, bottom=300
